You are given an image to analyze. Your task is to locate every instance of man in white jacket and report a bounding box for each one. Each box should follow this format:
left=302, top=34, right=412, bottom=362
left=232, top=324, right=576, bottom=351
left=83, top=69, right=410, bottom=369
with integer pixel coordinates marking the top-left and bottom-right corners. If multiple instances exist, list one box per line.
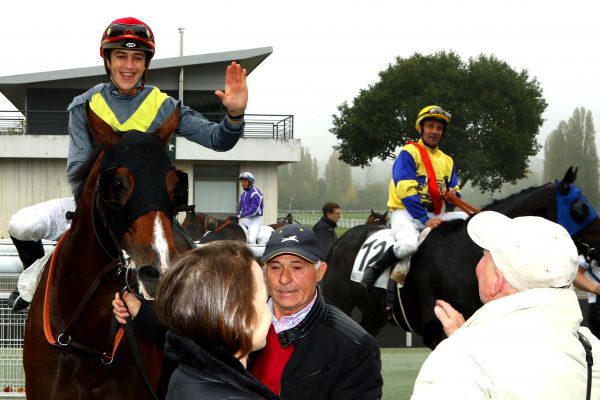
left=412, top=211, right=600, bottom=400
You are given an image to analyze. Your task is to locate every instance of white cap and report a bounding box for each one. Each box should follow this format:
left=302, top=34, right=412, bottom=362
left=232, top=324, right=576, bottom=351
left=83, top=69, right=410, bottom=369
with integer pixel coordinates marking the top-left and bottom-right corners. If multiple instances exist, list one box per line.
left=467, top=211, right=578, bottom=291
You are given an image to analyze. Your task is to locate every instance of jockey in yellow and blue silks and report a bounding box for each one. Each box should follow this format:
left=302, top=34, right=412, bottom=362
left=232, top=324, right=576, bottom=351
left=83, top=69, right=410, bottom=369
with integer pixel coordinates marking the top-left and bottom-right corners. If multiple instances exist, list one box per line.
left=361, top=105, right=468, bottom=290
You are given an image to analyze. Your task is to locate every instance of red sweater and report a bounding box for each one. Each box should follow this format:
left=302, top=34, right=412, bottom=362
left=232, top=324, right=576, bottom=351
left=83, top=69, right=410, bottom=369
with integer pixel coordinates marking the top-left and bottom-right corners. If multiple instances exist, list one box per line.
left=250, top=325, right=295, bottom=395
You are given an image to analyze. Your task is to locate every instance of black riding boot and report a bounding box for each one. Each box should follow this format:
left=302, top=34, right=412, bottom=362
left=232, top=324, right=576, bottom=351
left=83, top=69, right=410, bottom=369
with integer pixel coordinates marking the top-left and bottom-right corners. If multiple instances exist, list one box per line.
left=10, top=236, right=45, bottom=269
left=360, top=246, right=398, bottom=290
left=8, top=236, right=43, bottom=312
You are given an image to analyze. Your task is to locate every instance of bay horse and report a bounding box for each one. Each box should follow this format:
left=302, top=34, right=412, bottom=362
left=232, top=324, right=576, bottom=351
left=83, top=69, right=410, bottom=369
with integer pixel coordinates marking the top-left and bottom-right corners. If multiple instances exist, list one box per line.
left=23, top=104, right=190, bottom=399
left=366, top=209, right=388, bottom=225
left=321, top=167, right=600, bottom=349
left=181, top=210, right=246, bottom=242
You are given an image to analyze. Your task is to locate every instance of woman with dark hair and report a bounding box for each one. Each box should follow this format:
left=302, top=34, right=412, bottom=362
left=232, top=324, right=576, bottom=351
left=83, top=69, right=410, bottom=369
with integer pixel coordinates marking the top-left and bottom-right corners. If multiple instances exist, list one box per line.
left=154, top=241, right=278, bottom=400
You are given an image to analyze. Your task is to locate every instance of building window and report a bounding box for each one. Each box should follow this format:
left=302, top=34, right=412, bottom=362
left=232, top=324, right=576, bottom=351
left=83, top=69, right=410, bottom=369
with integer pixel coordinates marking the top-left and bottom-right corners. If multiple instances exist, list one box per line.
left=193, top=164, right=239, bottom=214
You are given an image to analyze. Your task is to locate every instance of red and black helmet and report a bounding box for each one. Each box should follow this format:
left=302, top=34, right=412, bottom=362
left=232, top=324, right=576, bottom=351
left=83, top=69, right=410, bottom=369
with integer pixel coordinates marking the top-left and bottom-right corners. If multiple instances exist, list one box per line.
left=100, top=17, right=155, bottom=59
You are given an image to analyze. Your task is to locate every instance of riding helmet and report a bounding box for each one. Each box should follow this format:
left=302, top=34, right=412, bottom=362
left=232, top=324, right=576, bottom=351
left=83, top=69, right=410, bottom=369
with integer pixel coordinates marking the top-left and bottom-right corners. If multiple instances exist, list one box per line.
left=415, top=105, right=451, bottom=133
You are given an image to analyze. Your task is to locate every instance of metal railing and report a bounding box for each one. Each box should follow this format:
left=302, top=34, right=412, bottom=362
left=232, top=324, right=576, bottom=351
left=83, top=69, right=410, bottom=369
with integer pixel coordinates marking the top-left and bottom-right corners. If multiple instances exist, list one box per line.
left=278, top=210, right=375, bottom=229
left=0, top=110, right=294, bottom=139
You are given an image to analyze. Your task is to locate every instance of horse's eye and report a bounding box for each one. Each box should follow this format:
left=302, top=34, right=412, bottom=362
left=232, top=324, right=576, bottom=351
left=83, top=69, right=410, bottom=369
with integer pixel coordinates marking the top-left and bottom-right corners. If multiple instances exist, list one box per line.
left=570, top=199, right=590, bottom=224
left=112, top=177, right=123, bottom=190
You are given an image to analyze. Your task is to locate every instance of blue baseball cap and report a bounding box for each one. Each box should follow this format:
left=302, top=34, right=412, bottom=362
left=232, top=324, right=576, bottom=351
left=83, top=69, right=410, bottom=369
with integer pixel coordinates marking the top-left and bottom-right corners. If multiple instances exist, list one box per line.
left=261, top=224, right=322, bottom=263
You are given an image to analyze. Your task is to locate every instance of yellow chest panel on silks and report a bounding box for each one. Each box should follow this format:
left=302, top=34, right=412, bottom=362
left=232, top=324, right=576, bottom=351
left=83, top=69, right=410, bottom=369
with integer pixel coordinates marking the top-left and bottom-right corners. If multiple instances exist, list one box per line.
left=89, top=87, right=169, bottom=132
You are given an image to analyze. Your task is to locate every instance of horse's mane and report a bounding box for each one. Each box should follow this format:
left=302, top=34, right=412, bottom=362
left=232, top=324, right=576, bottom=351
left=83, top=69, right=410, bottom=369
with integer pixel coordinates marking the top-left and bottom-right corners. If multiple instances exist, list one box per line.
left=480, top=183, right=550, bottom=211
left=68, top=146, right=104, bottom=194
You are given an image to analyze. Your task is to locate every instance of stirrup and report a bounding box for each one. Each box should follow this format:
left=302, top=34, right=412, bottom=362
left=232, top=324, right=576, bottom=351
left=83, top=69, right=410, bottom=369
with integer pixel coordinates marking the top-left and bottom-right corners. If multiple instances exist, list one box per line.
left=389, top=258, right=411, bottom=287
left=8, top=292, right=30, bottom=313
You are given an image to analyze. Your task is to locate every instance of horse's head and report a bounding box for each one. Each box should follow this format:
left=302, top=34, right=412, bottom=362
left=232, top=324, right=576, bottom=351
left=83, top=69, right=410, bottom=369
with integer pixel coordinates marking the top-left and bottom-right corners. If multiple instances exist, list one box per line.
left=83, top=103, right=188, bottom=299
left=488, top=166, right=600, bottom=262
left=367, top=209, right=388, bottom=225
left=551, top=167, right=600, bottom=262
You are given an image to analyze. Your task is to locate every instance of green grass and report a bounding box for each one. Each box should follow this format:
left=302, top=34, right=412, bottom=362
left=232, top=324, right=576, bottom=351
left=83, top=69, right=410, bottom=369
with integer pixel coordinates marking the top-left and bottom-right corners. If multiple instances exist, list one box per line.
left=0, top=347, right=430, bottom=399
left=381, top=347, right=430, bottom=399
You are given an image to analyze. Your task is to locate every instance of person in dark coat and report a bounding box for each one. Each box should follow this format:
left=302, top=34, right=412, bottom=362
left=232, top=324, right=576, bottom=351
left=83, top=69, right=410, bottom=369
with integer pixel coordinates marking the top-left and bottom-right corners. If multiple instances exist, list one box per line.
left=250, top=224, right=383, bottom=399
left=154, top=241, right=278, bottom=400
left=312, top=202, right=341, bottom=257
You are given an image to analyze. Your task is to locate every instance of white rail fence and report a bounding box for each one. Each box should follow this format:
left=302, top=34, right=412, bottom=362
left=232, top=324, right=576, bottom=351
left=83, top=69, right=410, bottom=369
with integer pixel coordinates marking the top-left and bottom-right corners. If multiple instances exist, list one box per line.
left=278, top=210, right=376, bottom=229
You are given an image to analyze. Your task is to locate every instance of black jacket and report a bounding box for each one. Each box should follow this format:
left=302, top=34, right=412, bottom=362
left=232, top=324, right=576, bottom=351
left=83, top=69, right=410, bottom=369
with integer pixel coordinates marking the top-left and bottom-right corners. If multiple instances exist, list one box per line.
left=250, top=289, right=383, bottom=400
left=164, top=331, right=280, bottom=400
left=312, top=216, right=337, bottom=257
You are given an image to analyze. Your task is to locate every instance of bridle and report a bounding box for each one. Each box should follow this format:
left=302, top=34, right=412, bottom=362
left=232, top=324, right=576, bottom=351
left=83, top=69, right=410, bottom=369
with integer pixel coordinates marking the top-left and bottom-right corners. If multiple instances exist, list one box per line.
left=41, top=158, right=181, bottom=400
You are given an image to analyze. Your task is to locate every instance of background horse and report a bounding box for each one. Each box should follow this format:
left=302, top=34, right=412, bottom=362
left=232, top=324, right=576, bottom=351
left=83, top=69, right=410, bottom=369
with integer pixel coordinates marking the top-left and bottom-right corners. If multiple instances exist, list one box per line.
left=23, top=105, right=189, bottom=399
left=366, top=209, right=388, bottom=225
left=322, top=167, right=600, bottom=349
left=181, top=210, right=246, bottom=242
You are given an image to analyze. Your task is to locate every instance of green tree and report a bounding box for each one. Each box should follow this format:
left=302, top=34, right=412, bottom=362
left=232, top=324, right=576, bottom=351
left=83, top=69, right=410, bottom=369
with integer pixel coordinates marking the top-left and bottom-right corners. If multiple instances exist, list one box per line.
left=543, top=107, right=600, bottom=207
left=324, top=151, right=356, bottom=206
left=278, top=146, right=319, bottom=210
left=330, top=51, right=547, bottom=192
left=356, top=181, right=389, bottom=210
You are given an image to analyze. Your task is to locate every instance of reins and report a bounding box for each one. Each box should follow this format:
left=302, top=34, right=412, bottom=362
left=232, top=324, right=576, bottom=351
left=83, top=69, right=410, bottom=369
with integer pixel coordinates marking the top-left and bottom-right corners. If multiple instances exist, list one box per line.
left=40, top=188, right=161, bottom=400
left=42, top=231, right=125, bottom=363
left=215, top=218, right=233, bottom=232
left=444, top=191, right=481, bottom=216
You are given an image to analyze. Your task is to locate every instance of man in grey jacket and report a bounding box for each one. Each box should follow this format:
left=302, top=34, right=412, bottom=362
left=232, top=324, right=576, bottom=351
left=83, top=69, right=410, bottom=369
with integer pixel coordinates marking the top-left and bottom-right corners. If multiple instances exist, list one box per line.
left=412, top=211, right=600, bottom=399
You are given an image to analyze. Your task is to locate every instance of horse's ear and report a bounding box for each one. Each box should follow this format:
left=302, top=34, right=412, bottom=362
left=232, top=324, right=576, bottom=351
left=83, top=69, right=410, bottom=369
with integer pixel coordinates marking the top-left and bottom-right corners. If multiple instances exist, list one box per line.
left=371, top=209, right=375, bottom=215
left=559, top=167, right=578, bottom=195
left=85, top=102, right=122, bottom=146
left=154, top=102, right=181, bottom=146
left=383, top=210, right=388, bottom=219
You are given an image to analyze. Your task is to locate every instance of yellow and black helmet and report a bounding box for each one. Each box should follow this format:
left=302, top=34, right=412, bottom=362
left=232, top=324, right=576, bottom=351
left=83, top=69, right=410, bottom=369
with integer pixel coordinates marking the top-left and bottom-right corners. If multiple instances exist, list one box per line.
left=415, top=105, right=452, bottom=133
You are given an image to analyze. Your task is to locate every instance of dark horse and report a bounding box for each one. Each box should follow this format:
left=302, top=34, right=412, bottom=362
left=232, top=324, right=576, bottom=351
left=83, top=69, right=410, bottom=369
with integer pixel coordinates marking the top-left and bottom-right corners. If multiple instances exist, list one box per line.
left=322, top=168, right=600, bottom=349
left=181, top=210, right=246, bottom=242
left=366, top=209, right=388, bottom=225
left=23, top=104, right=190, bottom=399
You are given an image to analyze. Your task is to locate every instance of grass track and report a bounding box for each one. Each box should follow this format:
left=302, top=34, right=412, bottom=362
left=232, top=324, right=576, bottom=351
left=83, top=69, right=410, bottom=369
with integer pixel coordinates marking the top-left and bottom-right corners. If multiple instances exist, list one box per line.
left=381, top=347, right=430, bottom=399
left=0, top=347, right=431, bottom=399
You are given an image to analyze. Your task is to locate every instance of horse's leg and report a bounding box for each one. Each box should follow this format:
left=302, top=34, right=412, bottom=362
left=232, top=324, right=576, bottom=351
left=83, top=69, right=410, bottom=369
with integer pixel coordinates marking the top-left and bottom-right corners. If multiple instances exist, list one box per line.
left=355, top=286, right=388, bottom=336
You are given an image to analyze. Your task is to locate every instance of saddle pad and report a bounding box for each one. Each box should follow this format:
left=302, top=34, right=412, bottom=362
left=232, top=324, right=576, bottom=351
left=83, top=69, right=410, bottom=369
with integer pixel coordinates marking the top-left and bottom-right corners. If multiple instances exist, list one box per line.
left=351, top=229, right=394, bottom=289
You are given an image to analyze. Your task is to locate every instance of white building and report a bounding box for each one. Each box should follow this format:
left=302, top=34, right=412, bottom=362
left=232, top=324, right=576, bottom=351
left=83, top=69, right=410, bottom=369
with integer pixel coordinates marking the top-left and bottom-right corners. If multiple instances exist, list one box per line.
left=0, top=47, right=300, bottom=238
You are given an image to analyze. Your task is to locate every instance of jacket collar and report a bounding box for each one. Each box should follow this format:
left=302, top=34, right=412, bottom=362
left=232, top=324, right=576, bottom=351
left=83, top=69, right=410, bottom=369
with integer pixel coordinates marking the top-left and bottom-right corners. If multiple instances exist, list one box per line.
left=164, top=331, right=278, bottom=399
left=320, top=215, right=337, bottom=228
left=276, top=286, right=325, bottom=348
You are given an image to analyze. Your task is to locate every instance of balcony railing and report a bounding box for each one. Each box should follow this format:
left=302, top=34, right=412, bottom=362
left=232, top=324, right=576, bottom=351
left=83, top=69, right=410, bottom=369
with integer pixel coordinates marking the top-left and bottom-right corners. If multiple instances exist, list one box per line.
left=0, top=110, right=294, bottom=139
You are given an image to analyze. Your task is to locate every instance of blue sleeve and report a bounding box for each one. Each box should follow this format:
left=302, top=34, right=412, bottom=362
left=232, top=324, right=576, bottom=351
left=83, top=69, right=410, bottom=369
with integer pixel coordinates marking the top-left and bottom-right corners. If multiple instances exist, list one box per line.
left=447, top=163, right=460, bottom=192
left=444, top=163, right=461, bottom=210
left=403, top=195, right=430, bottom=224
left=393, top=150, right=429, bottom=223
left=392, top=151, right=417, bottom=185
left=175, top=102, right=243, bottom=151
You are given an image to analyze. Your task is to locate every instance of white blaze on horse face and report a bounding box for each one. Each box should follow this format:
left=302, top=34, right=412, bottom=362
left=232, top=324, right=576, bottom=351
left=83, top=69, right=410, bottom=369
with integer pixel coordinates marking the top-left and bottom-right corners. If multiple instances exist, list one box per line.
left=152, top=214, right=170, bottom=273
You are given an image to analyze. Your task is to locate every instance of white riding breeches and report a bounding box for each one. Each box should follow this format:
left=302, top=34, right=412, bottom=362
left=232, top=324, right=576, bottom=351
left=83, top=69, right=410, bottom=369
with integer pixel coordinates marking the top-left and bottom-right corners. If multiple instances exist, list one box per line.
left=18, top=249, right=54, bottom=303
left=390, top=209, right=468, bottom=259
left=8, top=197, right=76, bottom=242
left=241, top=216, right=263, bottom=244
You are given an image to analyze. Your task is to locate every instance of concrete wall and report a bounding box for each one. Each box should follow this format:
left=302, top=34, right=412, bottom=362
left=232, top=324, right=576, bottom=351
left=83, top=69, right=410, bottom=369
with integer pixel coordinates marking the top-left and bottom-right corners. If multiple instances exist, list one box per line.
left=0, top=136, right=299, bottom=238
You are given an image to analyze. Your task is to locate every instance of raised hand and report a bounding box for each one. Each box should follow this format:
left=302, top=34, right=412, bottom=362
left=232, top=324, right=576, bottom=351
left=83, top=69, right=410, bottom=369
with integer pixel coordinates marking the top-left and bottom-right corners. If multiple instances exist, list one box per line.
left=433, top=299, right=465, bottom=338
left=215, top=61, right=248, bottom=116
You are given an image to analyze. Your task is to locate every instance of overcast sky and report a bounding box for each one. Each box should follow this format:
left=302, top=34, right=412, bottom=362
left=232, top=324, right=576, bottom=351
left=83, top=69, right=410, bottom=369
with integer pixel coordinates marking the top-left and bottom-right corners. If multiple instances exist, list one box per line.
left=1, top=0, right=599, bottom=163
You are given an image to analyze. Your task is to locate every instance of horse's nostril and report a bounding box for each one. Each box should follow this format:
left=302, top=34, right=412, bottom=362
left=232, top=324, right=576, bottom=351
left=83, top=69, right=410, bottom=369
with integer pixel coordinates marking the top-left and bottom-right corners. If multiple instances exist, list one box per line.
left=138, top=265, right=161, bottom=298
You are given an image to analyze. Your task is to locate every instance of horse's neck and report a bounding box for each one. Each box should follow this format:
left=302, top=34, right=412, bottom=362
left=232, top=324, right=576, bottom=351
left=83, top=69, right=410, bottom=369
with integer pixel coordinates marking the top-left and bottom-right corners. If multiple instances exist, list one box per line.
left=482, top=185, right=552, bottom=218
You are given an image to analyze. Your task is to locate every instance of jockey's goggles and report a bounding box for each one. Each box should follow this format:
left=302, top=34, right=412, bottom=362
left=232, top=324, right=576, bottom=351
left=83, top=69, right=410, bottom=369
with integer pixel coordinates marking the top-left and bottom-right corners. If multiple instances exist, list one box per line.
left=105, top=24, right=153, bottom=40
left=426, top=107, right=452, bottom=120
